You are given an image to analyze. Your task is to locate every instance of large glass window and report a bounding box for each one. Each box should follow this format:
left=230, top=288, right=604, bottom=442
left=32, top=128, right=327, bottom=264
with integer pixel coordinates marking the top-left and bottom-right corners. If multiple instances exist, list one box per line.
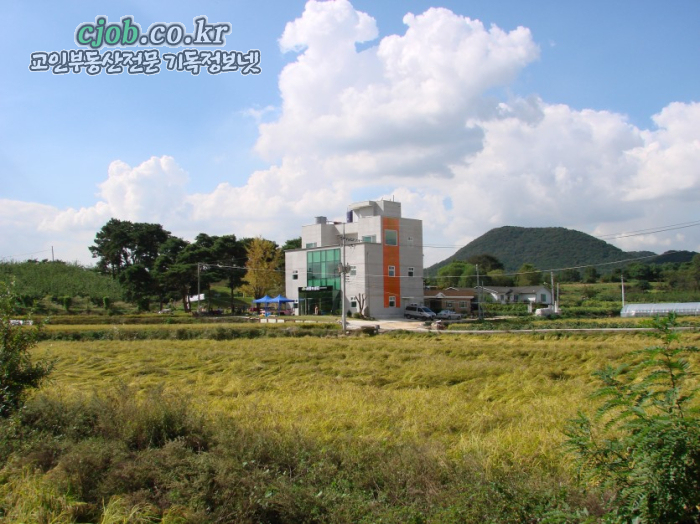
left=306, top=248, right=341, bottom=289
left=384, top=230, right=398, bottom=246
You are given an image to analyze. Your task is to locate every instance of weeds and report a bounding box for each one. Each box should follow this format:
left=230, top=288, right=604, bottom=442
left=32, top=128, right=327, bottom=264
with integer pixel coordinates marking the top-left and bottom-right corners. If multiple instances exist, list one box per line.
left=565, top=314, right=700, bottom=523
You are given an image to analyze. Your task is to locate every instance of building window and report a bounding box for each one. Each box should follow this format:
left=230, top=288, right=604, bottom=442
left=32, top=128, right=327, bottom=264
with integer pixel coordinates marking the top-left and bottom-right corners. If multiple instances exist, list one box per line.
left=306, top=248, right=341, bottom=288
left=384, top=229, right=397, bottom=246
left=459, top=301, right=466, bottom=308
left=389, top=296, right=396, bottom=307
left=306, top=242, right=317, bottom=248
left=541, top=293, right=547, bottom=303
left=446, top=301, right=453, bottom=308
left=362, top=235, right=376, bottom=243
left=351, top=300, right=357, bottom=308
left=388, top=265, right=395, bottom=277
left=292, top=270, right=298, bottom=280
left=408, top=267, right=414, bottom=277
left=350, top=265, right=357, bottom=276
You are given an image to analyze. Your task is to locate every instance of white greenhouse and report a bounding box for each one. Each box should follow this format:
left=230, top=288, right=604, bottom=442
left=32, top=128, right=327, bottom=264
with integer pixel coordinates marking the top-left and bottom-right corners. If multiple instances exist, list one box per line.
left=620, top=303, right=700, bottom=317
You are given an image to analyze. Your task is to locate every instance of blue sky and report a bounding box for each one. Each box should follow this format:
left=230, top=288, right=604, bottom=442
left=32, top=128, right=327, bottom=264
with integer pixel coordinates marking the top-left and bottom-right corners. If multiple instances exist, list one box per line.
left=1, top=0, right=699, bottom=265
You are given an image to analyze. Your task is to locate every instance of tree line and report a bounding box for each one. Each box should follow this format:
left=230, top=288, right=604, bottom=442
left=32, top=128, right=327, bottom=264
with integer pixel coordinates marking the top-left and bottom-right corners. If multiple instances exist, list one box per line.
left=89, top=218, right=301, bottom=312
left=429, top=253, right=700, bottom=292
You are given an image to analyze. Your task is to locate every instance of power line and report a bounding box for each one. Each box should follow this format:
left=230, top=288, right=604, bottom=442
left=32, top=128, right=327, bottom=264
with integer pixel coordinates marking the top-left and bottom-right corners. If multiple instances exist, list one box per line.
left=0, top=249, right=52, bottom=261
left=595, top=220, right=700, bottom=240
left=420, top=253, right=664, bottom=280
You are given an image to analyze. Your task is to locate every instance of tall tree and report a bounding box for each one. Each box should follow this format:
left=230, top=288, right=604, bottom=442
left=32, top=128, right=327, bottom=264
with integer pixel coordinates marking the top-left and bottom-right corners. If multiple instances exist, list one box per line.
left=437, top=261, right=476, bottom=288
left=466, top=254, right=504, bottom=273
left=281, top=237, right=302, bottom=251
left=560, top=268, right=582, bottom=283
left=211, top=234, right=247, bottom=310
left=583, top=266, right=600, bottom=284
left=516, top=263, right=542, bottom=286
left=486, top=269, right=515, bottom=287
left=153, top=236, right=194, bottom=311
left=90, top=219, right=171, bottom=307
left=90, top=219, right=170, bottom=276
left=241, top=237, right=284, bottom=299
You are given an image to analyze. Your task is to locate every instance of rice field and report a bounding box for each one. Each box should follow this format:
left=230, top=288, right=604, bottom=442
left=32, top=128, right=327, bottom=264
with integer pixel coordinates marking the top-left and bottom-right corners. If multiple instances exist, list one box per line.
left=36, top=330, right=700, bottom=477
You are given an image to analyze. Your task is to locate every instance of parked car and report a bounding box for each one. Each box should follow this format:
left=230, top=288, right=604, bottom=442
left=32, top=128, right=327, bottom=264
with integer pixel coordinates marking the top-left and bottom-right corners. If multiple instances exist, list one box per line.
left=437, top=309, right=461, bottom=320
left=404, top=303, right=436, bottom=320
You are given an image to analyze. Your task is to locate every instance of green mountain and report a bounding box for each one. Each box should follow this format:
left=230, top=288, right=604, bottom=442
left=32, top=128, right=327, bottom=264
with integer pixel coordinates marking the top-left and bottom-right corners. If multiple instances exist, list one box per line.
left=426, top=226, right=658, bottom=276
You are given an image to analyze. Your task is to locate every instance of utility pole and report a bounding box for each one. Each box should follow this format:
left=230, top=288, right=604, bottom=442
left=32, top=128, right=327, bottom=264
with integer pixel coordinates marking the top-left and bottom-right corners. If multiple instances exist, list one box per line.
left=197, top=262, right=201, bottom=313
left=337, top=225, right=353, bottom=334
left=550, top=271, right=555, bottom=311
left=476, top=264, right=483, bottom=320
left=197, top=262, right=208, bottom=313
left=337, top=223, right=360, bottom=333
left=621, top=274, right=625, bottom=308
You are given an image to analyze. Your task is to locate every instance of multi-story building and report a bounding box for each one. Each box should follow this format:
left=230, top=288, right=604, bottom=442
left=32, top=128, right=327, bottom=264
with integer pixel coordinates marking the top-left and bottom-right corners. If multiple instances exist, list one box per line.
left=285, top=200, right=424, bottom=318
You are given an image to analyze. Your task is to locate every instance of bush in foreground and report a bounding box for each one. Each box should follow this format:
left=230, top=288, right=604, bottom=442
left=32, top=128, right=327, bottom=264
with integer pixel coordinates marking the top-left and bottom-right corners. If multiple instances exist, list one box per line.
left=565, top=314, right=700, bottom=523
left=0, top=282, right=53, bottom=419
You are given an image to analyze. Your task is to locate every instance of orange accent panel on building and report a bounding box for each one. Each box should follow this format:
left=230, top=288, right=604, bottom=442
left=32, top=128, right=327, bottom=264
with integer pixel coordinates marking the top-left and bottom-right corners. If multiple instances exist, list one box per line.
left=382, top=217, right=400, bottom=308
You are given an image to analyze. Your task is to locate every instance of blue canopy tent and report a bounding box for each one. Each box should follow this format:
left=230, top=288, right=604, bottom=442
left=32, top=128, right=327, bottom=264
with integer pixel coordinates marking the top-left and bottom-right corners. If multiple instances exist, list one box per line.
left=252, top=295, right=294, bottom=315
left=268, top=294, right=295, bottom=315
left=252, top=295, right=272, bottom=315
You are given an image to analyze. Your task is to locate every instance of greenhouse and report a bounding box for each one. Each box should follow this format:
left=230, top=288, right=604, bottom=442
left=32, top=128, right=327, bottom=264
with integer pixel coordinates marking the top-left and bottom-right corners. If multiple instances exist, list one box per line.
left=620, top=302, right=700, bottom=317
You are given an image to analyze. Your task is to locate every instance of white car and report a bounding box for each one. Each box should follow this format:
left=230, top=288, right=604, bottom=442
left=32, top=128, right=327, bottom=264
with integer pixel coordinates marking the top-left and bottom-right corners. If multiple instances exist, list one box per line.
left=437, top=309, right=461, bottom=320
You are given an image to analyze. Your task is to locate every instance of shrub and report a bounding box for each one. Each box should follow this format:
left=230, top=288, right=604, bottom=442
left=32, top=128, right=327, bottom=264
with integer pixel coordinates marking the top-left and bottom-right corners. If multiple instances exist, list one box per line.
left=61, top=296, right=72, bottom=312
left=565, top=313, right=700, bottom=523
left=0, top=282, right=53, bottom=418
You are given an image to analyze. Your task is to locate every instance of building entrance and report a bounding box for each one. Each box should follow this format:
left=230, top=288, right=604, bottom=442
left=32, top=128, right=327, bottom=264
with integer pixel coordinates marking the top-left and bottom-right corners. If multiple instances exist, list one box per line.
left=298, top=286, right=340, bottom=315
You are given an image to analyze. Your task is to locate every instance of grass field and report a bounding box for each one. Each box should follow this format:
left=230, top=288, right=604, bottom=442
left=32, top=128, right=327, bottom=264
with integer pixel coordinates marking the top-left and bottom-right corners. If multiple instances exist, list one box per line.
left=36, top=332, right=700, bottom=472
left=4, top=329, right=698, bottom=523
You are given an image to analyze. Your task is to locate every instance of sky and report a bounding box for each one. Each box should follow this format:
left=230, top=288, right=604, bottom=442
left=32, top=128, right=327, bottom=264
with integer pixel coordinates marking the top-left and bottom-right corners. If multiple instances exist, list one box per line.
left=1, top=0, right=699, bottom=267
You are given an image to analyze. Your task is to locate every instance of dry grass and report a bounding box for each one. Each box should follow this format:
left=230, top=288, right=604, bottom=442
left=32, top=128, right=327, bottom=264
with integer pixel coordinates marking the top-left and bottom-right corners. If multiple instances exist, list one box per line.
left=35, top=331, right=699, bottom=477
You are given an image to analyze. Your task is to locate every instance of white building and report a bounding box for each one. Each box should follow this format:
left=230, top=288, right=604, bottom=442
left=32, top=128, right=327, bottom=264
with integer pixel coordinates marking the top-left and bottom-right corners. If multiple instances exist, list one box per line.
left=285, top=200, right=424, bottom=318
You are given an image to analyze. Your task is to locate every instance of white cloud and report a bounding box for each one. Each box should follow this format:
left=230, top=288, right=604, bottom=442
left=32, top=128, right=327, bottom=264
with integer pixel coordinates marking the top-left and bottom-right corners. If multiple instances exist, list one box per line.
left=256, top=1, right=540, bottom=179
left=3, top=1, right=700, bottom=267
left=624, top=102, right=700, bottom=202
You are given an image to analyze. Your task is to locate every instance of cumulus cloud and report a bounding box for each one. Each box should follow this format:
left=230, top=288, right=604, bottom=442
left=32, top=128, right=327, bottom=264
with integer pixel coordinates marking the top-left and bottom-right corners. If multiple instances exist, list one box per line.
left=256, top=1, right=540, bottom=179
left=3, top=1, right=699, bottom=266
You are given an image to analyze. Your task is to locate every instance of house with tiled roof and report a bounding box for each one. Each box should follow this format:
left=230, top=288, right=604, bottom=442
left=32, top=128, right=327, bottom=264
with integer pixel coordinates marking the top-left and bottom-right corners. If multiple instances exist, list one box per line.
left=424, top=287, right=475, bottom=316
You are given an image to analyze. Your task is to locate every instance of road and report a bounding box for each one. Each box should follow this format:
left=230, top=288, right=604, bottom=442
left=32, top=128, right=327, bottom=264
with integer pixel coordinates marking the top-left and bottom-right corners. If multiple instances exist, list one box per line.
left=344, top=318, right=698, bottom=335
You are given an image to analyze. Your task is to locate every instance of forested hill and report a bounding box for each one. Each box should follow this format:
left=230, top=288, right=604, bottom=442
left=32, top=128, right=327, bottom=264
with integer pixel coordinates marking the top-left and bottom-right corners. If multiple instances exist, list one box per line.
left=427, top=226, right=657, bottom=275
